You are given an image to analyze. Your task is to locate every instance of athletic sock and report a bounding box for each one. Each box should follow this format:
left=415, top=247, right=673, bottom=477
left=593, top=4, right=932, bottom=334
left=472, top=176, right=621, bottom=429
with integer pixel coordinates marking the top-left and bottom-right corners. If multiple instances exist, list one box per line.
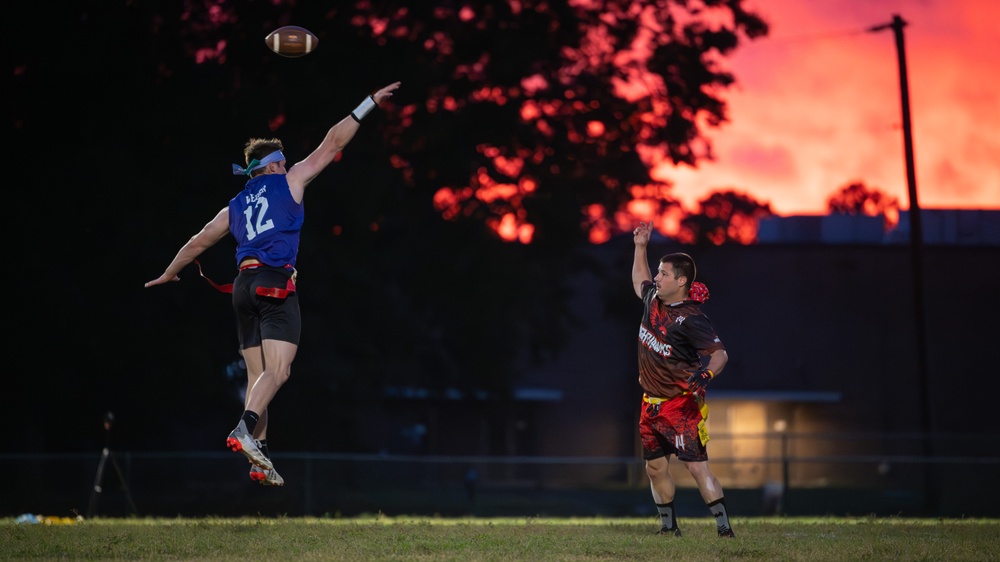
left=707, top=497, right=732, bottom=533
left=241, top=410, right=260, bottom=436
left=255, top=439, right=270, bottom=459
left=656, top=501, right=678, bottom=531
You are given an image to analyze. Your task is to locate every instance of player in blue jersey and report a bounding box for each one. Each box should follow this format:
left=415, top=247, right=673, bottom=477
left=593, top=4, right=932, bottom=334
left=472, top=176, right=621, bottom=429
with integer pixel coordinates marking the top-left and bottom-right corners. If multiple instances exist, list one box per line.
left=631, top=221, right=735, bottom=538
left=145, top=81, right=401, bottom=486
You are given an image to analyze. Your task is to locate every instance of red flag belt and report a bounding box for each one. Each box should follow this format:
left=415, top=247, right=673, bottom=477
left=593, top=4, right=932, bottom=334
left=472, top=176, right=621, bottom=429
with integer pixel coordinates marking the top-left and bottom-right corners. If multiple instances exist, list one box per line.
left=194, top=260, right=296, bottom=298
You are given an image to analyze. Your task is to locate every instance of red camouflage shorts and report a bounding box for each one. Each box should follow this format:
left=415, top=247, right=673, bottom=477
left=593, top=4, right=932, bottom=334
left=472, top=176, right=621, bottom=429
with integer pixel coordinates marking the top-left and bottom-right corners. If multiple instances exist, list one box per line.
left=638, top=392, right=711, bottom=462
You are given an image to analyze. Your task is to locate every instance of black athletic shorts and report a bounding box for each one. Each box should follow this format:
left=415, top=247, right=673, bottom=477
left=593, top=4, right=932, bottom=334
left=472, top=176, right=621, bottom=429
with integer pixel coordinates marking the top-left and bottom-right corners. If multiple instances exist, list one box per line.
left=232, top=266, right=301, bottom=348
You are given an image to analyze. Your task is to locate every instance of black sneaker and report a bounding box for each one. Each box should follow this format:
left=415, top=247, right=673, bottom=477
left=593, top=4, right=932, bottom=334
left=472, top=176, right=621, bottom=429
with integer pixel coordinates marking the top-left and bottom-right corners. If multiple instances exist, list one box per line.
left=656, top=527, right=682, bottom=537
left=718, top=528, right=735, bottom=538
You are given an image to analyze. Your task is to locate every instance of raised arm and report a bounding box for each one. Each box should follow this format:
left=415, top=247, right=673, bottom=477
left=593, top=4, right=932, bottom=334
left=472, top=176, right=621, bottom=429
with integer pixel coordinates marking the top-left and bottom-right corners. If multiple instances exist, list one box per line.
left=285, top=81, right=402, bottom=199
left=632, top=221, right=653, bottom=298
left=144, top=207, right=231, bottom=288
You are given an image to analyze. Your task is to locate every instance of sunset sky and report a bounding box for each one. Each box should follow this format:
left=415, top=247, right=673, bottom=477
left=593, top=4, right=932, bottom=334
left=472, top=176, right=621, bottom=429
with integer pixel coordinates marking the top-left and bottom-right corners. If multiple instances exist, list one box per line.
left=659, top=0, right=1000, bottom=216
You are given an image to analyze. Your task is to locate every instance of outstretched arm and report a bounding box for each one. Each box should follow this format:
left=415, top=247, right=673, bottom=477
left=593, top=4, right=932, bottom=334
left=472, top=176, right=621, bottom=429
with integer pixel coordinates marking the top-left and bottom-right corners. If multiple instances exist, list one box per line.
left=632, top=221, right=653, bottom=298
left=144, top=207, right=231, bottom=288
left=285, top=81, right=402, bottom=199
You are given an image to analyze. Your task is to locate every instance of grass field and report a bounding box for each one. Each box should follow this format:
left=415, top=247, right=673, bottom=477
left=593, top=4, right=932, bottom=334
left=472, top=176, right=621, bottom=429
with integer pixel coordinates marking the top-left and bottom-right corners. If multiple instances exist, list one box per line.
left=3, top=515, right=999, bottom=561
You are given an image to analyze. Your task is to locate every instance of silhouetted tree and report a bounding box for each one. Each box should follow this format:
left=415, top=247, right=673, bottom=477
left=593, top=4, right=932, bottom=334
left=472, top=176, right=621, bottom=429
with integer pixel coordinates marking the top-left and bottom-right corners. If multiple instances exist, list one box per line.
left=321, top=0, right=770, bottom=401
left=349, top=0, right=769, bottom=247
left=679, top=190, right=773, bottom=245
left=827, top=181, right=900, bottom=228
left=11, top=0, right=771, bottom=451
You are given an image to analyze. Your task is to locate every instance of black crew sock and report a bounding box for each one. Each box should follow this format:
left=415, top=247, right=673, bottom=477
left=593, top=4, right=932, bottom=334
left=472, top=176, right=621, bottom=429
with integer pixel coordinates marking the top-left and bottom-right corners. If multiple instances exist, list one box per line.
left=256, top=439, right=270, bottom=459
left=241, top=410, right=260, bottom=435
left=707, top=497, right=732, bottom=533
left=656, top=501, right=678, bottom=531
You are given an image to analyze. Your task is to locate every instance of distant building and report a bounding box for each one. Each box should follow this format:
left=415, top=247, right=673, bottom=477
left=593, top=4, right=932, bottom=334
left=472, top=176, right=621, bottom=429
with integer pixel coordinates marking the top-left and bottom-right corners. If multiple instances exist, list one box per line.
left=885, top=209, right=1000, bottom=245
left=509, top=216, right=1000, bottom=506
left=758, top=209, right=999, bottom=245
left=358, top=209, right=999, bottom=515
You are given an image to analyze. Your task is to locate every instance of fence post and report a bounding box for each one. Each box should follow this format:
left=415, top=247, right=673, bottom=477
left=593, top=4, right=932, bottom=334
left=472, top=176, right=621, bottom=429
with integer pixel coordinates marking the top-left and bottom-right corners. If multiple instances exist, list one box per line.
left=781, top=432, right=790, bottom=515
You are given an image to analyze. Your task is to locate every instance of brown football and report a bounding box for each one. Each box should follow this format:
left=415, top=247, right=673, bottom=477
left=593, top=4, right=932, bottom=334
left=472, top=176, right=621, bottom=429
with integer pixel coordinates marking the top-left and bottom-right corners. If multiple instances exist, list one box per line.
left=264, top=26, right=318, bottom=58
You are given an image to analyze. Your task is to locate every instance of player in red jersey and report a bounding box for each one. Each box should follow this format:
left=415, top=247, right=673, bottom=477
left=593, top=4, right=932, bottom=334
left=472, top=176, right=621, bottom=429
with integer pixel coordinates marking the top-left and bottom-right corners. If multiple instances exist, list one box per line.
left=631, top=221, right=735, bottom=538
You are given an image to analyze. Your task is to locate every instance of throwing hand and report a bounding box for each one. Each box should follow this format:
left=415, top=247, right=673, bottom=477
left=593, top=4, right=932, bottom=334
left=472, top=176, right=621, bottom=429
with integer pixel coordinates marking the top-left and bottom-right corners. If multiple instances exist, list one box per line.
left=686, top=368, right=715, bottom=392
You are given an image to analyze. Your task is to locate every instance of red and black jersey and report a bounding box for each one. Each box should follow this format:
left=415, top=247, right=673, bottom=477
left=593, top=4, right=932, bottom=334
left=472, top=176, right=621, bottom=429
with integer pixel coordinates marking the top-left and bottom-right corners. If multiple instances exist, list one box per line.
left=637, top=280, right=725, bottom=399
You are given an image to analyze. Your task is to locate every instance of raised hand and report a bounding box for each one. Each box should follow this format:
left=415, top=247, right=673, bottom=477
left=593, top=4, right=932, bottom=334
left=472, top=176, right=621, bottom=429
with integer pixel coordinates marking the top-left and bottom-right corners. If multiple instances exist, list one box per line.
left=633, top=221, right=653, bottom=246
left=373, top=81, right=401, bottom=106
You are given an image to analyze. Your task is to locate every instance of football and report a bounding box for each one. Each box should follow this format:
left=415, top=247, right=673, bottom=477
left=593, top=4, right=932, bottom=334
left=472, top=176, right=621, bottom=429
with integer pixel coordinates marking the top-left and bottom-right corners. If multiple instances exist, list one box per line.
left=264, top=26, right=318, bottom=58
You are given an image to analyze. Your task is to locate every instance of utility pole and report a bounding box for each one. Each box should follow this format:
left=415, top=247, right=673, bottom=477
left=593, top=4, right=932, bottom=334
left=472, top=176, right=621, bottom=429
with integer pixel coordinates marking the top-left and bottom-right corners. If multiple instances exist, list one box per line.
left=868, top=14, right=936, bottom=515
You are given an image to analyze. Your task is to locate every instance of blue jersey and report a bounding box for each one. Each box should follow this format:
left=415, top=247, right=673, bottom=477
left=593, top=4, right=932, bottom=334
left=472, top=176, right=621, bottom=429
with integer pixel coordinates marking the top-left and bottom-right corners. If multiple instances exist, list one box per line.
left=228, top=174, right=304, bottom=268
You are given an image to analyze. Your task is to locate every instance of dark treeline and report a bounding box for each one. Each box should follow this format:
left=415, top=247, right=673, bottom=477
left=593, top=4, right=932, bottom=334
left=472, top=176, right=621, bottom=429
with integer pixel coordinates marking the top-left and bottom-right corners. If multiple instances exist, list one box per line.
left=13, top=1, right=770, bottom=452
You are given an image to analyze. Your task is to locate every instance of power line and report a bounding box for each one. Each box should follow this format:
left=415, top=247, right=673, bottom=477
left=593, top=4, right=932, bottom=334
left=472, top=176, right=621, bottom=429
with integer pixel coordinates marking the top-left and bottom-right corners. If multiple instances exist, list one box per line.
left=743, top=26, right=874, bottom=47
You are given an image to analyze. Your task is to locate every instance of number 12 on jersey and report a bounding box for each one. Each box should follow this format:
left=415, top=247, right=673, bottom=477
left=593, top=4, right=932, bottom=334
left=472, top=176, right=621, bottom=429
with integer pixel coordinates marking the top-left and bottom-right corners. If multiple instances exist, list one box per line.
left=243, top=197, right=274, bottom=240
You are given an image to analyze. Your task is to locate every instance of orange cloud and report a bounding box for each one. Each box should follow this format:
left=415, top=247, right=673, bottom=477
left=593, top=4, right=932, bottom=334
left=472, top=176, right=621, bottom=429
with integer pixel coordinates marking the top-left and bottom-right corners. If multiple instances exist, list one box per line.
left=660, top=0, right=1000, bottom=215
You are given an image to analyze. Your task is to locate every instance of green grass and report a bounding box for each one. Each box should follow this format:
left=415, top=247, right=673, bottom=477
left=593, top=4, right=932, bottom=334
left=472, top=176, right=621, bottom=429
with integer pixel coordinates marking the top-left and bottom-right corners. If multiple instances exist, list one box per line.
left=3, top=516, right=998, bottom=561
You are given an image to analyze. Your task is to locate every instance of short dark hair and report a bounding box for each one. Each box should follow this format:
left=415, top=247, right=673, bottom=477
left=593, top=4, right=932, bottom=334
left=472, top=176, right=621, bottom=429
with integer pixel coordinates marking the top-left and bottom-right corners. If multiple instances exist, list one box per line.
left=659, top=253, right=696, bottom=289
left=243, top=138, right=284, bottom=177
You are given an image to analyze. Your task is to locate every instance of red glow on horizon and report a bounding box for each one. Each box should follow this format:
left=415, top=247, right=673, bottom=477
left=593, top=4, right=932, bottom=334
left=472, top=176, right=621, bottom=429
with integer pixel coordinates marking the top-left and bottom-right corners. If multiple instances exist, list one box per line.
left=361, top=0, right=999, bottom=246
left=661, top=0, right=1000, bottom=215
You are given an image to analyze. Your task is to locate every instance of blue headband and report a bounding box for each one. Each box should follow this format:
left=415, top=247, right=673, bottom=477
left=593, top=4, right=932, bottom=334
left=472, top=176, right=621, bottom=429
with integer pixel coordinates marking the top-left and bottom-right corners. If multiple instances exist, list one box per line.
left=232, top=150, right=285, bottom=176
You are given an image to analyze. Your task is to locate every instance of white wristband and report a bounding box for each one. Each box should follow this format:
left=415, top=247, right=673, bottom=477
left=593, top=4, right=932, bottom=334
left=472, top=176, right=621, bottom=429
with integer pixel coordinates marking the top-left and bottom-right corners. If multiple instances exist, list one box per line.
left=350, top=95, right=377, bottom=122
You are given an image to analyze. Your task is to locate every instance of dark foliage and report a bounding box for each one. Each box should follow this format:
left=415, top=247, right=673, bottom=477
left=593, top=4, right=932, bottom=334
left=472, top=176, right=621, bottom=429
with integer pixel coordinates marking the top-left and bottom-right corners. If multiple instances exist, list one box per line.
left=12, top=0, right=767, bottom=452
